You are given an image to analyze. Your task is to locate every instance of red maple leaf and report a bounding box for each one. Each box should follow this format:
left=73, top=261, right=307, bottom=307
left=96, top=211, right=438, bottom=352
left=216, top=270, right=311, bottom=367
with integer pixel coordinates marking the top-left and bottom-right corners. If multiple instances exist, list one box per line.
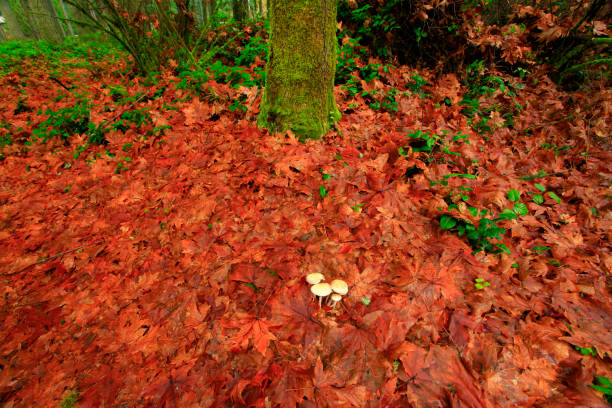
left=224, top=312, right=276, bottom=356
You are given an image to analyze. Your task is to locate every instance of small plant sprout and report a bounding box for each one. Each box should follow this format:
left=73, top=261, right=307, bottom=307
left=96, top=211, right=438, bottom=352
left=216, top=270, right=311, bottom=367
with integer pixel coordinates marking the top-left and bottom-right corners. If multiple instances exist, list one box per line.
left=330, top=279, right=349, bottom=296
left=311, top=282, right=332, bottom=307
left=327, top=293, right=343, bottom=308
left=474, top=278, right=490, bottom=290
left=306, top=273, right=325, bottom=285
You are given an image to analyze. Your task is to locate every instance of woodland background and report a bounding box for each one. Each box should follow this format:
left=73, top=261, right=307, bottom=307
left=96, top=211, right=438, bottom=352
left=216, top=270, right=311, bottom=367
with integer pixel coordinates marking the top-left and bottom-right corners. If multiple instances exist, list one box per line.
left=0, top=0, right=611, bottom=407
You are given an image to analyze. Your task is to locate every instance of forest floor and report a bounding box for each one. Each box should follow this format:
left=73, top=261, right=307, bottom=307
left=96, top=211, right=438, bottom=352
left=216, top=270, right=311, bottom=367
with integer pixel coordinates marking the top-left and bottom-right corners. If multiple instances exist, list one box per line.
left=0, top=42, right=611, bottom=407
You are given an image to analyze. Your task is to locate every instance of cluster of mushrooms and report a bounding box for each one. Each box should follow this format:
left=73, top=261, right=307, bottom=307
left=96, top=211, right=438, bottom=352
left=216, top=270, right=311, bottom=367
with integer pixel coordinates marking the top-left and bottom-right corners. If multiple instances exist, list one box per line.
left=306, top=273, right=348, bottom=308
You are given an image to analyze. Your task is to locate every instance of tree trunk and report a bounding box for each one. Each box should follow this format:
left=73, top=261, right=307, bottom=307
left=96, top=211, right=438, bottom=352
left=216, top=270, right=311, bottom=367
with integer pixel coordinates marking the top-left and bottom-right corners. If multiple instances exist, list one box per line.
left=23, top=0, right=65, bottom=42
left=0, top=0, right=28, bottom=39
left=258, top=0, right=340, bottom=140
left=207, top=0, right=216, bottom=20
left=194, top=0, right=204, bottom=24
left=232, top=0, right=247, bottom=22
left=45, top=0, right=66, bottom=38
left=57, top=0, right=75, bottom=35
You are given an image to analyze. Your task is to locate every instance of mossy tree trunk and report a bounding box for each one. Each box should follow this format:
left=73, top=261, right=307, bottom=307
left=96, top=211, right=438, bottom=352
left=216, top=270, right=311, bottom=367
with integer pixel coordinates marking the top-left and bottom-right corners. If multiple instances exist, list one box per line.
left=57, top=0, right=75, bottom=35
left=0, top=0, right=28, bottom=39
left=23, top=0, right=65, bottom=42
left=258, top=0, right=340, bottom=139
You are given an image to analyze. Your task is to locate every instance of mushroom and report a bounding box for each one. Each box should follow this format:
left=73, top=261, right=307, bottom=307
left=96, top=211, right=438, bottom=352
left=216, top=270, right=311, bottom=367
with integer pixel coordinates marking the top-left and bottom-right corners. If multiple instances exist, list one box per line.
left=330, top=279, right=348, bottom=296
left=311, top=282, right=332, bottom=307
left=327, top=293, right=342, bottom=309
left=306, top=273, right=325, bottom=285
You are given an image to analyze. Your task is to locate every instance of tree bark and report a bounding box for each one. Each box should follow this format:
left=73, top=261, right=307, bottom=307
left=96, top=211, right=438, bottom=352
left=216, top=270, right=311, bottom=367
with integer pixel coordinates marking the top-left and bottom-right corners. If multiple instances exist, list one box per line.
left=194, top=0, right=204, bottom=24
left=232, top=0, right=247, bottom=22
left=57, top=0, right=75, bottom=36
left=0, top=0, right=28, bottom=39
left=22, top=0, right=65, bottom=42
left=258, top=0, right=340, bottom=139
left=207, top=0, right=216, bottom=21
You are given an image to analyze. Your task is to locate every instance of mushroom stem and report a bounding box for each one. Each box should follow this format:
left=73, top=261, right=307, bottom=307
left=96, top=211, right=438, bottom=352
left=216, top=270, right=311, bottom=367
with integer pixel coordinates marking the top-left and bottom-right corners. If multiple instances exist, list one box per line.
left=328, top=293, right=342, bottom=309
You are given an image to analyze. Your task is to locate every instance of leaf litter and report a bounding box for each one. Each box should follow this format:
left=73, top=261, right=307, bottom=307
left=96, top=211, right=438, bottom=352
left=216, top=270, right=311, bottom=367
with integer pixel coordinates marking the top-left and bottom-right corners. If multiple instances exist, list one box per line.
left=0, top=49, right=611, bottom=407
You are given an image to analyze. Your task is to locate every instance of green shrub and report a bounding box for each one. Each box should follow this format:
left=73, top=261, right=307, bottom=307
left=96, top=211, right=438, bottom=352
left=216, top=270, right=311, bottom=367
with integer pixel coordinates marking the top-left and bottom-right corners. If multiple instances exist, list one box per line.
left=32, top=101, right=91, bottom=143
left=460, top=60, right=523, bottom=133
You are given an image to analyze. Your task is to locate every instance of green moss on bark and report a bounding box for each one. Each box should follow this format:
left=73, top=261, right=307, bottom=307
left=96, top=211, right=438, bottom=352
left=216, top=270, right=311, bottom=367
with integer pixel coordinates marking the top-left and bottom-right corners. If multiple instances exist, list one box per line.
left=258, top=0, right=340, bottom=140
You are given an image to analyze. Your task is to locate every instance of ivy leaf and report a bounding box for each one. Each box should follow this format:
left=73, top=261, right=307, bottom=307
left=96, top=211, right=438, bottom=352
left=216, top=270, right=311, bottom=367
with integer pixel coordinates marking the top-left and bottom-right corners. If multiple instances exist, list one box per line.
left=534, top=183, right=546, bottom=192
left=319, top=185, right=328, bottom=198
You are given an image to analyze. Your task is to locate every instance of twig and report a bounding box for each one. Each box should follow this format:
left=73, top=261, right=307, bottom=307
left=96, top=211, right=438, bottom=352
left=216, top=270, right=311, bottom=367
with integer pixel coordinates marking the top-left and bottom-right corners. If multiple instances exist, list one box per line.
left=35, top=240, right=105, bottom=264
left=6, top=240, right=105, bottom=276
left=99, top=89, right=153, bottom=131
left=49, top=77, right=73, bottom=91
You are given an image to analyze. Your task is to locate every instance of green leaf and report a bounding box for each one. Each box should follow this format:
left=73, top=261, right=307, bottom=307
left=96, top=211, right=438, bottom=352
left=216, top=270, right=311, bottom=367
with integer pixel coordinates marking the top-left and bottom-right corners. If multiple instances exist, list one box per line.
left=243, top=282, right=258, bottom=291
left=351, top=204, right=364, bottom=212
left=322, top=173, right=331, bottom=180
left=595, top=376, right=612, bottom=387
left=520, top=170, right=547, bottom=181
left=533, top=246, right=550, bottom=253
left=496, top=243, right=511, bottom=254
left=475, top=278, right=484, bottom=283
left=591, top=384, right=612, bottom=395
left=590, top=207, right=597, bottom=215
left=474, top=283, right=484, bottom=290
left=468, top=206, right=478, bottom=217
left=513, top=203, right=528, bottom=215
left=534, top=183, right=546, bottom=192
left=511, top=263, right=519, bottom=268
left=443, top=173, right=476, bottom=180
left=533, top=194, right=544, bottom=204
left=360, top=297, right=371, bottom=306
left=548, top=192, right=561, bottom=203
left=440, top=215, right=457, bottom=230
left=398, top=147, right=406, bottom=156
left=497, top=209, right=518, bottom=220
left=319, top=185, right=328, bottom=198
left=508, top=189, right=520, bottom=202
left=457, top=225, right=466, bottom=235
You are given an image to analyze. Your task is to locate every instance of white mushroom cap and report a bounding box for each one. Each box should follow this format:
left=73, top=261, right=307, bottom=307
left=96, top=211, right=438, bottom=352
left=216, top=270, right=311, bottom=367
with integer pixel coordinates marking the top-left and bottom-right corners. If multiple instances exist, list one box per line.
left=330, top=279, right=348, bottom=295
left=306, top=272, right=325, bottom=285
left=311, top=282, right=332, bottom=297
left=328, top=293, right=343, bottom=308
